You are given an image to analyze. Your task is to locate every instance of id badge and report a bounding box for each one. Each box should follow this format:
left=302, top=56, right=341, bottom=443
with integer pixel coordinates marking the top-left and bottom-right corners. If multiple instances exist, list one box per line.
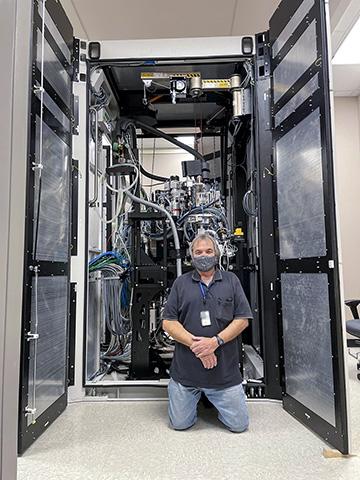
left=200, top=310, right=211, bottom=327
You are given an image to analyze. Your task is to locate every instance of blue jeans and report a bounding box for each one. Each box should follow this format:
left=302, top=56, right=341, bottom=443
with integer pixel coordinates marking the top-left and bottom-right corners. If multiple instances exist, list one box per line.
left=167, top=378, right=249, bottom=432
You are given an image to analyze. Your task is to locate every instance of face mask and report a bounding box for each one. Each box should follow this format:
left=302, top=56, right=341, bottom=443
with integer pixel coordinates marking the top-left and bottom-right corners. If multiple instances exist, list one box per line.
left=192, top=255, right=218, bottom=272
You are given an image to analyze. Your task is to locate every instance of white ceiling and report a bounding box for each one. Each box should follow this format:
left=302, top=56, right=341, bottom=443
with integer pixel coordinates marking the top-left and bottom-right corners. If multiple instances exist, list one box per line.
left=63, top=0, right=280, bottom=40
left=332, top=65, right=360, bottom=96
left=62, top=0, right=360, bottom=97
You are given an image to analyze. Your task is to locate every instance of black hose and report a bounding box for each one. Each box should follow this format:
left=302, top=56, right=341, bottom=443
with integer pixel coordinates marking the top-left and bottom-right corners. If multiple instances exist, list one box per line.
left=135, top=119, right=203, bottom=161
left=139, top=163, right=168, bottom=183
left=134, top=119, right=210, bottom=180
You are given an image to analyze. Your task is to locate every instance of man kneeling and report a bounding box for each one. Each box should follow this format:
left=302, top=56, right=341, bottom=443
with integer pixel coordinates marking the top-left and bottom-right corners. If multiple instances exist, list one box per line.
left=162, top=233, right=252, bottom=432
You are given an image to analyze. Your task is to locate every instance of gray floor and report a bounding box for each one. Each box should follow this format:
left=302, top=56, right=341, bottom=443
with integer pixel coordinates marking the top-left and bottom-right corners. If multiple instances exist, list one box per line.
left=18, top=355, right=360, bottom=480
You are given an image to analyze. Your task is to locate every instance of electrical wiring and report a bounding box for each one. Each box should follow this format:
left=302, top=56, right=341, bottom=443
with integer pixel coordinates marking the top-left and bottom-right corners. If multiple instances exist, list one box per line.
left=125, top=189, right=183, bottom=277
left=142, top=182, right=166, bottom=187
left=102, top=341, right=132, bottom=364
left=146, top=202, right=229, bottom=242
left=89, top=251, right=129, bottom=271
left=114, top=228, right=131, bottom=261
left=101, top=163, right=139, bottom=194
left=125, top=134, right=168, bottom=182
left=177, top=206, right=229, bottom=229
left=88, top=362, right=112, bottom=382
left=243, top=189, right=257, bottom=217
left=89, top=252, right=131, bottom=339
left=242, top=118, right=257, bottom=219
left=94, top=163, right=139, bottom=226
left=150, top=307, right=175, bottom=352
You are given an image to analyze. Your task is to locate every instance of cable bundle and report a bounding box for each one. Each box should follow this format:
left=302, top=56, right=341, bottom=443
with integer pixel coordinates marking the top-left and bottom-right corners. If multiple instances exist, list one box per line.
left=89, top=251, right=129, bottom=272
left=89, top=251, right=131, bottom=337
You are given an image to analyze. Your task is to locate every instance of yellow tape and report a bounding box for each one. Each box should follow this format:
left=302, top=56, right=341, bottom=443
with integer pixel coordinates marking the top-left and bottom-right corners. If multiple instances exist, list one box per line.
left=141, top=72, right=201, bottom=79
left=202, top=79, right=231, bottom=89
left=183, top=73, right=201, bottom=78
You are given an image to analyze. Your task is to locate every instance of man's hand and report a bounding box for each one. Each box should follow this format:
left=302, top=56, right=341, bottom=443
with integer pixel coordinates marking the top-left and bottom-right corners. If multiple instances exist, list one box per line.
left=200, top=353, right=217, bottom=369
left=190, top=336, right=218, bottom=358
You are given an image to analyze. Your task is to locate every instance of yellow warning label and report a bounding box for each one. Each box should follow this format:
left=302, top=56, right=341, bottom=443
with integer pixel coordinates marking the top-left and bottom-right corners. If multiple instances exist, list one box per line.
left=141, top=72, right=169, bottom=79
left=202, top=79, right=231, bottom=89
left=183, top=73, right=201, bottom=78
left=141, top=72, right=201, bottom=80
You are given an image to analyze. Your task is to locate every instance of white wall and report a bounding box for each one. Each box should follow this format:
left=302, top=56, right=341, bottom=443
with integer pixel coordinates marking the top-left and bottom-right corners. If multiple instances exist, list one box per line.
left=139, top=137, right=193, bottom=195
left=334, top=96, right=360, bottom=315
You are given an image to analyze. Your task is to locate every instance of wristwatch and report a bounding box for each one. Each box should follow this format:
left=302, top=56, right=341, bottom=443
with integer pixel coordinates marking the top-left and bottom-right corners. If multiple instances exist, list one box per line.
left=215, top=334, right=225, bottom=347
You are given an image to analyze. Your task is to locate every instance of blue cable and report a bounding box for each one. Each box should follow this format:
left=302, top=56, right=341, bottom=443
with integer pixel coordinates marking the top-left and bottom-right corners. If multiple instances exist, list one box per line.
left=89, top=251, right=130, bottom=269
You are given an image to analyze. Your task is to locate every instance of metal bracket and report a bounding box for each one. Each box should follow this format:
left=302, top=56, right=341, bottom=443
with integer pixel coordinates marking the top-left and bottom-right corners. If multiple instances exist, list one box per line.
left=25, top=406, right=37, bottom=416
left=72, top=38, right=80, bottom=82
left=32, top=162, right=44, bottom=172
left=29, top=265, right=40, bottom=273
left=25, top=407, right=36, bottom=415
left=25, top=405, right=37, bottom=424
left=33, top=85, right=44, bottom=94
left=26, top=332, right=40, bottom=341
left=348, top=348, right=360, bottom=361
left=263, top=88, right=272, bottom=131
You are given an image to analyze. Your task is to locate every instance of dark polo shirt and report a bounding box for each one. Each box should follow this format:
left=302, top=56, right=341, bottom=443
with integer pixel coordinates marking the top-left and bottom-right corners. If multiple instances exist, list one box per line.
left=162, top=269, right=253, bottom=389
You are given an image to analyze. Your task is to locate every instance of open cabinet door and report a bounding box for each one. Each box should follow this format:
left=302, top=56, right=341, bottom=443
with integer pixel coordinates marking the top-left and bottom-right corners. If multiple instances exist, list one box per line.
left=18, top=0, right=74, bottom=454
left=270, top=0, right=350, bottom=453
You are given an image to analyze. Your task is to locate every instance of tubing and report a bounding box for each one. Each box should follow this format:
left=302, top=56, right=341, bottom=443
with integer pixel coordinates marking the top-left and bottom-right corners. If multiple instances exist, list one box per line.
left=125, top=190, right=182, bottom=277
left=139, top=163, right=168, bottom=183
left=89, top=107, right=99, bottom=207
left=177, top=206, right=229, bottom=228
left=134, top=119, right=210, bottom=181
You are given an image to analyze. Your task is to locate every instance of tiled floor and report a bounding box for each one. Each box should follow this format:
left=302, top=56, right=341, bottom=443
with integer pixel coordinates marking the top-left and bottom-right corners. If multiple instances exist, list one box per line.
left=17, top=355, right=360, bottom=480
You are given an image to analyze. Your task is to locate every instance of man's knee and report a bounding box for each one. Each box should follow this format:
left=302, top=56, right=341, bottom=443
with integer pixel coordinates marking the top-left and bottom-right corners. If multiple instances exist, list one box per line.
left=218, top=412, right=249, bottom=433
left=168, top=401, right=197, bottom=430
left=228, top=421, right=249, bottom=433
left=169, top=419, right=196, bottom=431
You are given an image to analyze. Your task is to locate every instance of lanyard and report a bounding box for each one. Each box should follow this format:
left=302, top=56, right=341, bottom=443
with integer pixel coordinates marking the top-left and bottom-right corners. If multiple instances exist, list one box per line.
left=199, top=283, right=207, bottom=305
